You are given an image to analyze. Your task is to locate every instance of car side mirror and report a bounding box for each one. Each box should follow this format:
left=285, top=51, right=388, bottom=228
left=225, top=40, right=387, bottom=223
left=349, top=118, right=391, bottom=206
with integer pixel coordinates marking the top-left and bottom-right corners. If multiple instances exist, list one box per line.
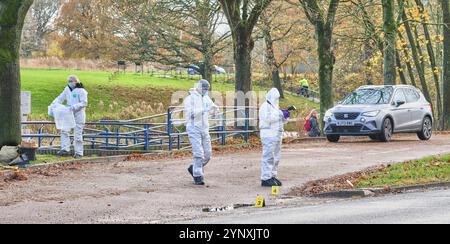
left=395, top=100, right=406, bottom=107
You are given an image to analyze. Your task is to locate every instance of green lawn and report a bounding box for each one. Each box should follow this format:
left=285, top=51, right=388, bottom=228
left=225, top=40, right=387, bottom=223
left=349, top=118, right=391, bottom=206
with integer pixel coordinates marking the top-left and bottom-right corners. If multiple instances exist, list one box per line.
left=21, top=68, right=318, bottom=122
left=356, top=154, right=450, bottom=188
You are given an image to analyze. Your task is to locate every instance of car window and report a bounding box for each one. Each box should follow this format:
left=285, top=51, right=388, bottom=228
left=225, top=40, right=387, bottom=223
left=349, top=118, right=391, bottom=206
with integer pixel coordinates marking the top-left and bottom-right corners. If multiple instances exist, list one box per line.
left=404, top=89, right=420, bottom=103
left=393, top=89, right=407, bottom=103
left=341, top=87, right=393, bottom=105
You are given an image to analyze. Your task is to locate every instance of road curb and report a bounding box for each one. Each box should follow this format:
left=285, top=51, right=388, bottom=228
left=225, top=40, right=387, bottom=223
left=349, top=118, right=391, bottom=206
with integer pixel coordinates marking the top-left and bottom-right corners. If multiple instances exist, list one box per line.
left=315, top=189, right=375, bottom=198
left=313, top=181, right=450, bottom=198
left=286, top=137, right=327, bottom=144
left=367, top=181, right=450, bottom=194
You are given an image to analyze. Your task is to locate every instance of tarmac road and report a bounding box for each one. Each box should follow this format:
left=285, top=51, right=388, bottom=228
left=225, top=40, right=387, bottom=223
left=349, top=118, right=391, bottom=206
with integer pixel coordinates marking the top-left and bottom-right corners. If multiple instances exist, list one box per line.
left=185, top=188, right=450, bottom=224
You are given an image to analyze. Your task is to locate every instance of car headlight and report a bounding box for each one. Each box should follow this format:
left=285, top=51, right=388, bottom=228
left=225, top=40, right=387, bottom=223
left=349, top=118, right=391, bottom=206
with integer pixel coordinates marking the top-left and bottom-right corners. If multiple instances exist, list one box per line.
left=362, top=110, right=380, bottom=117
left=324, top=110, right=333, bottom=121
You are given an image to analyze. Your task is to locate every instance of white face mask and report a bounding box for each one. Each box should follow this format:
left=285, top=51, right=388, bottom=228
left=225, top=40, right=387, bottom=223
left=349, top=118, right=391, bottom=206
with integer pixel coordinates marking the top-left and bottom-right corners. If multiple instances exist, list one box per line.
left=68, top=82, right=77, bottom=89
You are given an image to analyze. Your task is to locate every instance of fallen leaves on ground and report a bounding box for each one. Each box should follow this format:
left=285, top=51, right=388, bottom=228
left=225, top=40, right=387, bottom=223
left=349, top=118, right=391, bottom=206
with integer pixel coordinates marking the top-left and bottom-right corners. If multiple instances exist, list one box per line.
left=3, top=171, right=28, bottom=182
left=287, top=165, right=387, bottom=197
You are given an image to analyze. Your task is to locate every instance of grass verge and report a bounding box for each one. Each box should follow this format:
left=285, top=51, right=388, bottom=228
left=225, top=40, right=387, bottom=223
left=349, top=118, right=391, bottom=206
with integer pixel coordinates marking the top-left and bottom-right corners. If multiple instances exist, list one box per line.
left=288, top=154, right=450, bottom=197
left=356, top=154, right=450, bottom=188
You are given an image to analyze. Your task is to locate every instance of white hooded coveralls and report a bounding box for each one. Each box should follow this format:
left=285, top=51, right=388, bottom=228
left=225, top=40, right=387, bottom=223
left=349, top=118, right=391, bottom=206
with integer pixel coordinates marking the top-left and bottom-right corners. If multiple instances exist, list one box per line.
left=184, top=87, right=218, bottom=177
left=52, top=86, right=88, bottom=156
left=259, top=88, right=287, bottom=181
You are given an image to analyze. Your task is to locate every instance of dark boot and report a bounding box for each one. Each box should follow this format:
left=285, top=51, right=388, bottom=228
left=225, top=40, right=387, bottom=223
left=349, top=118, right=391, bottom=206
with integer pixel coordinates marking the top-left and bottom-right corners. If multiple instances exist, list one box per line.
left=272, top=178, right=283, bottom=186
left=261, top=178, right=278, bottom=187
left=187, top=165, right=194, bottom=177
left=194, top=176, right=205, bottom=186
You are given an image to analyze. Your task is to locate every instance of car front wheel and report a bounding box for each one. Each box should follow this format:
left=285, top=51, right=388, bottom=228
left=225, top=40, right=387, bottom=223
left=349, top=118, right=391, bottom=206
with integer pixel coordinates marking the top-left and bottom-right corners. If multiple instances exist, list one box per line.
left=378, top=118, right=393, bottom=142
left=327, top=134, right=340, bottom=143
left=417, top=116, right=433, bottom=141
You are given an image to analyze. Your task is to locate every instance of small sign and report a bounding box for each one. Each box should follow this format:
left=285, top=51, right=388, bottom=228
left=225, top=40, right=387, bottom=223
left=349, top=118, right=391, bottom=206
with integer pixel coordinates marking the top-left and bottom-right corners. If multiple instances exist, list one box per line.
left=272, top=186, right=280, bottom=195
left=255, top=196, right=266, bottom=208
left=21, top=91, right=31, bottom=115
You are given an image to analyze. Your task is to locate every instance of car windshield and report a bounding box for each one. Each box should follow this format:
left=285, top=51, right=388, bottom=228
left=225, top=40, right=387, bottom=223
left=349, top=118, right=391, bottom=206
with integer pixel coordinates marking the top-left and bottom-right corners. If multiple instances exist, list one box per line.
left=341, top=87, right=394, bottom=105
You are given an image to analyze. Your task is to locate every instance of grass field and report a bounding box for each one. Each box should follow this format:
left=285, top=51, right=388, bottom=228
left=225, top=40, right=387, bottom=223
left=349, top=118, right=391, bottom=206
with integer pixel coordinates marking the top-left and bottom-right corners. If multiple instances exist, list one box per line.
left=356, top=154, right=450, bottom=188
left=21, top=68, right=319, bottom=123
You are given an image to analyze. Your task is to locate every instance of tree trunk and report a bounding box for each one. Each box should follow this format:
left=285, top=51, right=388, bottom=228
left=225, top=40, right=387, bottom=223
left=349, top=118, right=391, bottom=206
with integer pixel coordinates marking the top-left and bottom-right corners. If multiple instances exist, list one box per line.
left=382, top=0, right=397, bottom=85
left=398, top=32, right=418, bottom=87
left=317, top=26, right=335, bottom=120
left=202, top=52, right=214, bottom=88
left=364, top=40, right=375, bottom=85
left=301, top=0, right=340, bottom=124
left=234, top=29, right=253, bottom=93
left=0, top=0, right=34, bottom=148
left=272, top=70, right=284, bottom=99
left=442, top=0, right=450, bottom=130
left=413, top=27, right=426, bottom=74
left=395, top=50, right=407, bottom=85
left=263, top=27, right=284, bottom=98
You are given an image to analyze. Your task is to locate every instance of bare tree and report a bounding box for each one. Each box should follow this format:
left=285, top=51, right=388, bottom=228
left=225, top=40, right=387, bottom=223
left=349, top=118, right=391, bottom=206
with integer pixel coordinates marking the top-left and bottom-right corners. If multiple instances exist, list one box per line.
left=259, top=2, right=306, bottom=98
left=219, top=0, right=272, bottom=93
left=21, top=0, right=61, bottom=56
left=116, top=0, right=230, bottom=83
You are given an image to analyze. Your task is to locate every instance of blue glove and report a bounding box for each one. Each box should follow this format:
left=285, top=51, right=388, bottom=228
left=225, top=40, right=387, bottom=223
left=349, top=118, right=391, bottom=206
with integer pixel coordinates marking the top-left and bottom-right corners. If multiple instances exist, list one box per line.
left=282, top=110, right=291, bottom=119
left=66, top=105, right=74, bottom=111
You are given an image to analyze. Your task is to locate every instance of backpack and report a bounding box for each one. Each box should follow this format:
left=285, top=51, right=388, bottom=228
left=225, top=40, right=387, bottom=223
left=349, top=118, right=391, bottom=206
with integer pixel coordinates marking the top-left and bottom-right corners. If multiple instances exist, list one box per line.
left=303, top=118, right=312, bottom=132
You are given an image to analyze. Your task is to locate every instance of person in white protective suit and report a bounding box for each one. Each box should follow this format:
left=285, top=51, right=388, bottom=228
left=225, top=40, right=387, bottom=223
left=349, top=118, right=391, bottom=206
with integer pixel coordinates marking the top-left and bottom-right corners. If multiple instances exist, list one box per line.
left=51, top=75, right=88, bottom=158
left=184, top=79, right=218, bottom=185
left=259, top=88, right=289, bottom=187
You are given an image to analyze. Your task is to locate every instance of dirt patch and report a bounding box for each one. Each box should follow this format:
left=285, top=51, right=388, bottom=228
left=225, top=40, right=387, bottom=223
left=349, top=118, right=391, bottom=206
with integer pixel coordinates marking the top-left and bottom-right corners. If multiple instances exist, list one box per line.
left=4, top=171, right=28, bottom=183
left=287, top=165, right=388, bottom=197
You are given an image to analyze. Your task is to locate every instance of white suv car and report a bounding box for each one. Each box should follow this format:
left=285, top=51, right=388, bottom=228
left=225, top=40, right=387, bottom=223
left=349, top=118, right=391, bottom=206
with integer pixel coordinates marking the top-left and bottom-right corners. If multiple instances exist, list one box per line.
left=324, top=85, right=433, bottom=142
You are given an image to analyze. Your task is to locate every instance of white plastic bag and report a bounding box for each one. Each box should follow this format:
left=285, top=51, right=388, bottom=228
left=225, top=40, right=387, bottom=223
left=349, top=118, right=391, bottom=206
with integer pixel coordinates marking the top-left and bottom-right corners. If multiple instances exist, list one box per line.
left=0, top=146, right=19, bottom=163
left=49, top=104, right=76, bottom=130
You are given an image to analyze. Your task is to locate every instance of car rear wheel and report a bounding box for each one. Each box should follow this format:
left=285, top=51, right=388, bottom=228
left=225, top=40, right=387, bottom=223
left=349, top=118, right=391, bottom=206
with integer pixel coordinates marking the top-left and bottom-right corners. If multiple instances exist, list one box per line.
left=378, top=118, right=393, bottom=142
left=417, top=116, right=433, bottom=141
left=327, top=135, right=340, bottom=143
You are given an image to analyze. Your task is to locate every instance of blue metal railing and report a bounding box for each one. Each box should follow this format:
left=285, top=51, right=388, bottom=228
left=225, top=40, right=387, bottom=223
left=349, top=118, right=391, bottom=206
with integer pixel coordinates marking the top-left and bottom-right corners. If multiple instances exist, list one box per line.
left=21, top=106, right=258, bottom=153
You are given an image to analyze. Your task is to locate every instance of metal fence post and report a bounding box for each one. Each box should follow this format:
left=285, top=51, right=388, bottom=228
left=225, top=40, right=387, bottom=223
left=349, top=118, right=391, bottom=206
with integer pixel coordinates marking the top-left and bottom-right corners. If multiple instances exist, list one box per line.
left=38, top=127, right=43, bottom=148
left=105, top=128, right=109, bottom=148
left=244, top=110, right=249, bottom=143
left=116, top=128, right=120, bottom=147
left=167, top=108, right=173, bottom=151
left=144, top=124, right=149, bottom=151
left=221, top=109, right=226, bottom=145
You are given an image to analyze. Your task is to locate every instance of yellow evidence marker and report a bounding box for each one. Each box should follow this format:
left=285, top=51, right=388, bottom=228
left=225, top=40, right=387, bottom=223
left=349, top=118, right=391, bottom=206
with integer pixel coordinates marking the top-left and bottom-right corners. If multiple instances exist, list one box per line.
left=272, top=186, right=280, bottom=195
left=0, top=165, right=19, bottom=171
left=255, top=196, right=266, bottom=208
